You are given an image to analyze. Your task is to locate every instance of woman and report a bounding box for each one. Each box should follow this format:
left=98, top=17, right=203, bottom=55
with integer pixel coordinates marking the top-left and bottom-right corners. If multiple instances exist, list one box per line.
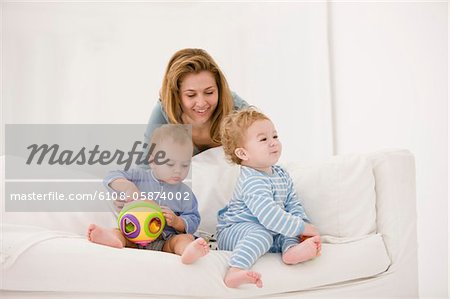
left=144, top=48, right=248, bottom=159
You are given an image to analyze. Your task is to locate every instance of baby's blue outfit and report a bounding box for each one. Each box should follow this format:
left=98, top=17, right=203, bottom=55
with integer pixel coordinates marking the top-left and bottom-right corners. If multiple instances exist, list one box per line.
left=216, top=165, right=310, bottom=269
left=142, top=92, right=248, bottom=160
left=104, top=168, right=200, bottom=240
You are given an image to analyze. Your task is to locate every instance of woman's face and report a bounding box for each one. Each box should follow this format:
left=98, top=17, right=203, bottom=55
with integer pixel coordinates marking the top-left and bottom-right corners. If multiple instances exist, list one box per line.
left=179, top=71, right=219, bottom=125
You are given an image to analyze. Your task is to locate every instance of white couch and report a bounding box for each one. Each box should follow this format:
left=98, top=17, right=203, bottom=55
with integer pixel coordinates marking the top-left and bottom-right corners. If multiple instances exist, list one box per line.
left=0, top=148, right=419, bottom=298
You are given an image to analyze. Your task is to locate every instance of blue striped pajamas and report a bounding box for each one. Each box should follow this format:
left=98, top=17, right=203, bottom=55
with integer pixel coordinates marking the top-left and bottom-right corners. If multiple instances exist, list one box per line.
left=217, top=165, right=310, bottom=269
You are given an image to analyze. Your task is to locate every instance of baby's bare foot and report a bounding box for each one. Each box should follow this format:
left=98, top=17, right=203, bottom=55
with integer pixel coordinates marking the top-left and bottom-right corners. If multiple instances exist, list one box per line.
left=87, top=224, right=123, bottom=248
left=224, top=268, right=263, bottom=288
left=282, top=235, right=321, bottom=265
left=181, top=237, right=210, bottom=264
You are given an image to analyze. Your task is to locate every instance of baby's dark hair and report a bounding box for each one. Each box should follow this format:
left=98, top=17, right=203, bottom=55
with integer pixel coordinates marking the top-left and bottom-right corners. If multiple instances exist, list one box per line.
left=220, top=107, right=269, bottom=164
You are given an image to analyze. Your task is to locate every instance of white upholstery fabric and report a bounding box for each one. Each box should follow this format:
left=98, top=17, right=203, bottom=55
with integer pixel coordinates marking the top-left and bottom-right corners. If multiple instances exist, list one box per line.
left=283, top=155, right=376, bottom=237
left=1, top=224, right=389, bottom=298
left=192, top=147, right=377, bottom=238
left=191, top=147, right=239, bottom=235
left=1, top=149, right=419, bottom=298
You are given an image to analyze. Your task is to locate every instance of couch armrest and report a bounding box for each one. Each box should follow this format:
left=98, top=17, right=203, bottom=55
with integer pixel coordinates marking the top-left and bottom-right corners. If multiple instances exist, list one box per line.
left=367, top=149, right=418, bottom=283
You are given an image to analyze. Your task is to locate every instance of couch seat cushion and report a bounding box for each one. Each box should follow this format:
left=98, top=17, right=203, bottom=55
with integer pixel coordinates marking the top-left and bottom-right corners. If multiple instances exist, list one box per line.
left=2, top=225, right=390, bottom=298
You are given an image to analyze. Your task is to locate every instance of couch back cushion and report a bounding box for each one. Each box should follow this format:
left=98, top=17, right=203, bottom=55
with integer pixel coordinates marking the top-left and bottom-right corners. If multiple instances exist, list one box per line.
left=192, top=147, right=376, bottom=238
left=2, top=148, right=377, bottom=239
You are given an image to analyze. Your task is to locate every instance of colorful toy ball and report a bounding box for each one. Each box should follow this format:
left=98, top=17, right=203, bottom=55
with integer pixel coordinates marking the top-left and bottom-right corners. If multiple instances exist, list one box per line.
left=117, top=201, right=166, bottom=247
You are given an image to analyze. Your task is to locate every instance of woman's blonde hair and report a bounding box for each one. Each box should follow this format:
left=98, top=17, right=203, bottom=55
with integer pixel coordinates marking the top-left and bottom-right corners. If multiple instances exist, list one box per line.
left=220, top=107, right=270, bottom=165
left=160, top=48, right=233, bottom=144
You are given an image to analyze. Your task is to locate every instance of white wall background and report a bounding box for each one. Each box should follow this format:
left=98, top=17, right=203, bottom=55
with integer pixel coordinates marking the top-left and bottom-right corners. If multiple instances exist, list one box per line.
left=1, top=1, right=448, bottom=298
left=328, top=2, right=448, bottom=298
left=2, top=1, right=332, bottom=164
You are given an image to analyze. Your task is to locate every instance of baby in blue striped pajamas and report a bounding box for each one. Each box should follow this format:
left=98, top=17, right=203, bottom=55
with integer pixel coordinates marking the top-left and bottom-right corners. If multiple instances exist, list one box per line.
left=87, top=125, right=209, bottom=264
left=217, top=108, right=322, bottom=288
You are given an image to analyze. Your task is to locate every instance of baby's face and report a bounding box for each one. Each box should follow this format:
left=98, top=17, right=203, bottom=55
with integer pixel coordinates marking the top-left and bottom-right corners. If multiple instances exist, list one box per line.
left=150, top=139, right=193, bottom=184
left=241, top=119, right=282, bottom=171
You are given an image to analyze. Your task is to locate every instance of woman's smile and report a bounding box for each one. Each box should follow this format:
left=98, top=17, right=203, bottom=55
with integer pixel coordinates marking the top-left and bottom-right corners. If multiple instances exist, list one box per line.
left=180, top=71, right=219, bottom=125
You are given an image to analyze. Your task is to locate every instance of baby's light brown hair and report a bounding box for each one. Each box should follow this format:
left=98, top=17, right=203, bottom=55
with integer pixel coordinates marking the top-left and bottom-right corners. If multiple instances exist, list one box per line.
left=150, top=124, right=193, bottom=154
left=220, top=107, right=270, bottom=165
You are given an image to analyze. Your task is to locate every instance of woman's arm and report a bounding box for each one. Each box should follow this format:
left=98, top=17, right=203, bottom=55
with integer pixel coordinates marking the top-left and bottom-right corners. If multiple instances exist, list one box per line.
left=231, top=92, right=249, bottom=110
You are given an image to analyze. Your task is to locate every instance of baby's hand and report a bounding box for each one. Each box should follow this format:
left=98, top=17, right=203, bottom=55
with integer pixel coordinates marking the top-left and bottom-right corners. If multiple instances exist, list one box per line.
left=113, top=198, right=129, bottom=210
left=161, top=206, right=181, bottom=228
left=302, top=223, right=320, bottom=237
left=301, top=224, right=322, bottom=255
left=113, top=190, right=137, bottom=210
